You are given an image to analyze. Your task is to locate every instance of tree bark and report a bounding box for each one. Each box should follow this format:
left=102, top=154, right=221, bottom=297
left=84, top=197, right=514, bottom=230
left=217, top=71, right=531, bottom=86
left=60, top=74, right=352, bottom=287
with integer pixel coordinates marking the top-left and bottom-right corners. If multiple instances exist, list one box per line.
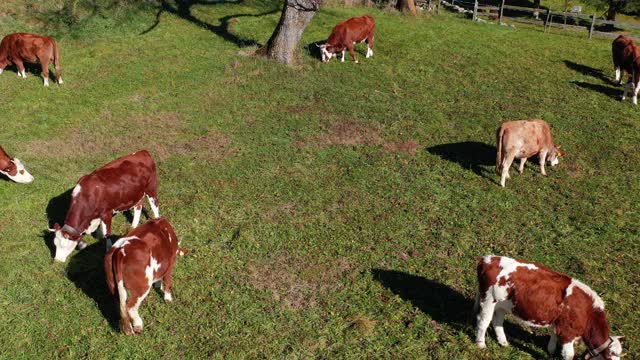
left=396, top=0, right=418, bottom=15
left=606, top=5, right=617, bottom=21
left=265, top=0, right=321, bottom=65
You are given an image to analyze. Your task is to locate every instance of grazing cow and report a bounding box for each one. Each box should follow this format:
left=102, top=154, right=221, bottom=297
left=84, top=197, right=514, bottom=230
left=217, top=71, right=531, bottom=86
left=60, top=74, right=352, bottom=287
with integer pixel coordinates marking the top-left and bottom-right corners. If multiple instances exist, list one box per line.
left=0, top=32, right=62, bottom=86
left=104, top=217, right=180, bottom=335
left=496, top=119, right=565, bottom=187
left=0, top=146, right=34, bottom=183
left=475, top=256, right=625, bottom=360
left=50, top=150, right=160, bottom=262
left=611, top=35, right=640, bottom=104
left=318, top=15, right=375, bottom=64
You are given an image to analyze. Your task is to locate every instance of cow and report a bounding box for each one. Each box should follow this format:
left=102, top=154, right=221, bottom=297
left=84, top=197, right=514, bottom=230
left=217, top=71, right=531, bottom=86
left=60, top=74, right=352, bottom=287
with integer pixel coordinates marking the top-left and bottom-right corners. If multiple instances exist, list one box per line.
left=0, top=32, right=63, bottom=87
left=317, top=15, right=375, bottom=64
left=50, top=150, right=160, bottom=262
left=104, top=217, right=180, bottom=335
left=496, top=119, right=565, bottom=187
left=475, top=255, right=625, bottom=360
left=0, top=145, right=34, bottom=183
left=611, top=35, right=640, bottom=104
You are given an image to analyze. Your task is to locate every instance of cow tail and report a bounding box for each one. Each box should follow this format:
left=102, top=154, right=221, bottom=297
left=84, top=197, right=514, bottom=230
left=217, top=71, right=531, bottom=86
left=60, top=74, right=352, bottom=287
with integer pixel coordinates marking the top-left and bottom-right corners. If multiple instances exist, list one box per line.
left=496, top=127, right=504, bottom=175
left=108, top=250, right=133, bottom=334
left=52, top=39, right=61, bottom=82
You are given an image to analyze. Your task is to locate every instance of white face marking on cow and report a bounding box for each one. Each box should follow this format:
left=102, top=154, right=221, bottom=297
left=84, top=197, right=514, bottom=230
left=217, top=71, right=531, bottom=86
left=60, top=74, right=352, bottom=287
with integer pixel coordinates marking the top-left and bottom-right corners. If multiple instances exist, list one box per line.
left=0, top=159, right=34, bottom=183
left=608, top=336, right=624, bottom=360
left=565, top=279, right=605, bottom=310
left=550, top=157, right=559, bottom=166
left=319, top=45, right=332, bottom=63
left=560, top=338, right=579, bottom=359
left=53, top=230, right=77, bottom=262
left=86, top=218, right=101, bottom=234
left=72, top=184, right=82, bottom=197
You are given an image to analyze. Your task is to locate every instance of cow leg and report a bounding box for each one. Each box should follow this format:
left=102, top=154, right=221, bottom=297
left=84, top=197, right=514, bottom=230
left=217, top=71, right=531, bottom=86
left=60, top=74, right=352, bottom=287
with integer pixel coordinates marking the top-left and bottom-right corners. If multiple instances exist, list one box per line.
left=131, top=200, right=143, bottom=228
left=102, top=214, right=113, bottom=249
left=39, top=58, right=50, bottom=87
left=366, top=36, right=374, bottom=58
left=15, top=60, right=25, bottom=78
left=148, top=196, right=160, bottom=219
left=127, top=285, right=151, bottom=334
left=539, top=150, right=548, bottom=176
left=347, top=44, right=358, bottom=64
left=623, top=81, right=632, bottom=101
left=633, top=80, right=640, bottom=105
left=492, top=308, right=509, bottom=346
left=500, top=153, right=516, bottom=187
left=547, top=329, right=558, bottom=354
left=475, top=297, right=496, bottom=348
left=615, top=67, right=621, bottom=83
left=341, top=50, right=345, bottom=63
left=518, top=157, right=527, bottom=173
left=162, top=263, right=176, bottom=302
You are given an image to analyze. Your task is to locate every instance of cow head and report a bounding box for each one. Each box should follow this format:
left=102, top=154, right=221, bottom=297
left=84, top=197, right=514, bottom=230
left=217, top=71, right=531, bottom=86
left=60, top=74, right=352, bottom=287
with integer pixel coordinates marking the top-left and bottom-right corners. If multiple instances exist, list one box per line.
left=606, top=336, right=624, bottom=360
left=317, top=43, right=339, bottom=63
left=51, top=223, right=82, bottom=262
left=0, top=158, right=34, bottom=183
left=548, top=146, right=565, bottom=167
left=588, top=336, right=624, bottom=360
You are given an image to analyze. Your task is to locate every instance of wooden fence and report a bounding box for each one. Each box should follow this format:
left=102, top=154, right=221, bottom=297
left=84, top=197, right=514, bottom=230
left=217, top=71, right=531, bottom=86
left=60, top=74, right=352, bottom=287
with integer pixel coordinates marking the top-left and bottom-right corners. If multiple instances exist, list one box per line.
left=442, top=0, right=640, bottom=41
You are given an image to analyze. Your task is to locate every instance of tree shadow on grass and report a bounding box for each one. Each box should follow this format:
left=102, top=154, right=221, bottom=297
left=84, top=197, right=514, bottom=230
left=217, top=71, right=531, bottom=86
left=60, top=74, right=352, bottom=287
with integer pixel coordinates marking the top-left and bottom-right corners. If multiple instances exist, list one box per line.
left=371, top=269, right=549, bottom=358
left=563, top=60, right=613, bottom=84
left=141, top=0, right=279, bottom=48
left=571, top=81, right=622, bottom=100
left=67, top=241, right=119, bottom=331
left=426, top=142, right=497, bottom=181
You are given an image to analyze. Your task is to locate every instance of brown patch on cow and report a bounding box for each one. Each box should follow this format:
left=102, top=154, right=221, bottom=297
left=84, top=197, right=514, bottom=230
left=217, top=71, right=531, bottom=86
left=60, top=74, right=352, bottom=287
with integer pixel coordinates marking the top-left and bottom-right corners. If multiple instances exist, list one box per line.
left=21, top=111, right=235, bottom=162
left=247, top=256, right=353, bottom=310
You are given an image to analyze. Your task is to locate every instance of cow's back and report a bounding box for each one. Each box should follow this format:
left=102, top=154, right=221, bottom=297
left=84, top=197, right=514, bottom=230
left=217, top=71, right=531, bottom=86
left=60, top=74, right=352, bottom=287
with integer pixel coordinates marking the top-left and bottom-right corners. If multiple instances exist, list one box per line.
left=0, top=33, right=55, bottom=61
left=499, top=120, right=553, bottom=153
left=328, top=15, right=375, bottom=45
left=124, top=217, right=178, bottom=276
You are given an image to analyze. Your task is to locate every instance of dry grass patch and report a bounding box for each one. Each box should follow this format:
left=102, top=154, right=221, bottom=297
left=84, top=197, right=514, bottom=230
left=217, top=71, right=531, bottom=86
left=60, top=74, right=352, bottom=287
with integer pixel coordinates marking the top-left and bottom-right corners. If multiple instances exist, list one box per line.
left=22, top=111, right=235, bottom=162
left=246, top=255, right=353, bottom=310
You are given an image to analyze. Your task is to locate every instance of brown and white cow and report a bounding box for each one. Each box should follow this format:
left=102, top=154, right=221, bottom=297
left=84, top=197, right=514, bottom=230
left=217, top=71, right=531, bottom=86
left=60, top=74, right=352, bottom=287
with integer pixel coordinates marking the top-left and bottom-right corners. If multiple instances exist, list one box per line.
left=0, top=145, right=34, bottom=183
left=318, top=15, right=375, bottom=64
left=496, top=119, right=565, bottom=187
left=105, top=217, right=179, bottom=335
left=0, top=32, right=62, bottom=87
left=475, top=256, right=624, bottom=360
left=611, top=35, right=640, bottom=104
left=50, top=150, right=160, bottom=262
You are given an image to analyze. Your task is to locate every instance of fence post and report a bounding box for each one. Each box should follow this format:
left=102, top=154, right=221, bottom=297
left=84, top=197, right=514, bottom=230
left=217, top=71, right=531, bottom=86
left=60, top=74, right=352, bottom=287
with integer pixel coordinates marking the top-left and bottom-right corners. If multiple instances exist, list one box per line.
left=473, top=0, right=478, bottom=21
left=436, top=0, right=440, bottom=14
left=544, top=8, right=551, bottom=32
left=589, top=13, right=596, bottom=39
left=499, top=0, right=505, bottom=24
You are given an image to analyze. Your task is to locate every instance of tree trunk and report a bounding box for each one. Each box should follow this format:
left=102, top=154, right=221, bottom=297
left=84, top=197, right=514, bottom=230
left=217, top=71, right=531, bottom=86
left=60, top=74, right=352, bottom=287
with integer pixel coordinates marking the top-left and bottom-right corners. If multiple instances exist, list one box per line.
left=396, top=0, right=418, bottom=15
left=606, top=5, right=617, bottom=21
left=265, top=0, right=321, bottom=65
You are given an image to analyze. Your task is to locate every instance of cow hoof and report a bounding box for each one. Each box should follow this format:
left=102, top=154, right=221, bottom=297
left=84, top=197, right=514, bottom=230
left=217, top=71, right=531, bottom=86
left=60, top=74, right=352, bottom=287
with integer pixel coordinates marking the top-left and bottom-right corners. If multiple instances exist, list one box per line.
left=164, top=294, right=173, bottom=302
left=355, top=60, right=359, bottom=64
left=476, top=342, right=487, bottom=349
left=58, top=78, right=64, bottom=84
left=133, top=325, right=143, bottom=334
left=498, top=340, right=509, bottom=347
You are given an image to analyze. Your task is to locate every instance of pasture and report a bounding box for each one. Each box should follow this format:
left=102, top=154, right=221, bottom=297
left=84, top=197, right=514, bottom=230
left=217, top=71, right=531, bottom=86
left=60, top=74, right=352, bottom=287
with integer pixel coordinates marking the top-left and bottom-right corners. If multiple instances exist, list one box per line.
left=0, top=1, right=638, bottom=358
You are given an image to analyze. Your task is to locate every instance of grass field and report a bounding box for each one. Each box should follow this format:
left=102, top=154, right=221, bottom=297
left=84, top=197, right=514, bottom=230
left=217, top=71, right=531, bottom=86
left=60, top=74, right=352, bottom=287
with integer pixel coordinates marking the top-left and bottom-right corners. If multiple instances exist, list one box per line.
left=0, top=1, right=638, bottom=358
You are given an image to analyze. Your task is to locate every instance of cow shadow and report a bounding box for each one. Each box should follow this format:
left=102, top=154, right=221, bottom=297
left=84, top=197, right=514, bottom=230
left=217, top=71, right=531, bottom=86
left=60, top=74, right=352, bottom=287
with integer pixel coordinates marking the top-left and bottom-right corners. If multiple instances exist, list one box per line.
left=66, top=241, right=119, bottom=331
left=563, top=60, right=613, bottom=84
left=426, top=142, right=496, bottom=180
left=571, top=81, right=622, bottom=100
left=304, top=40, right=325, bottom=61
left=0, top=63, right=56, bottom=81
left=371, top=269, right=549, bottom=358
left=141, top=0, right=279, bottom=49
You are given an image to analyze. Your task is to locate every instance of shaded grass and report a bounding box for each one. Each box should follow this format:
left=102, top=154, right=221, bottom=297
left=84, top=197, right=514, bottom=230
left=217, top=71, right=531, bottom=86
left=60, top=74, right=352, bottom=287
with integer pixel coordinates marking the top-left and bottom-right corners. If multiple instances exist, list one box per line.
left=0, top=1, right=638, bottom=358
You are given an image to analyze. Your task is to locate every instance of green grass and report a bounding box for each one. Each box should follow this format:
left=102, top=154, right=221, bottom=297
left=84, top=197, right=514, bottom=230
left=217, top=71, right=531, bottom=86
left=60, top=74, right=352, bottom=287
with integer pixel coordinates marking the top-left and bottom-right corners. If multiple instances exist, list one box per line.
left=0, top=2, right=639, bottom=358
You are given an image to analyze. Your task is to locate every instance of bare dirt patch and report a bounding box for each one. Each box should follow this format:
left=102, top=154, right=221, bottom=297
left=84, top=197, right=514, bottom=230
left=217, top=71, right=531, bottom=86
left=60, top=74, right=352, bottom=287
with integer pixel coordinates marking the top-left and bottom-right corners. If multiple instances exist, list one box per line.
left=246, top=256, right=353, bottom=310
left=298, top=119, right=418, bottom=155
left=22, top=111, right=235, bottom=162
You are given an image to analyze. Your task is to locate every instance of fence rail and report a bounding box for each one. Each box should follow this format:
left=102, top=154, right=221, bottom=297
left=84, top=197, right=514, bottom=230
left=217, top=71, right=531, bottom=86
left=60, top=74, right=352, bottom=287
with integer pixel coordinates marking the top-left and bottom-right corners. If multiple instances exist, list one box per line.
left=442, top=0, right=640, bottom=41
